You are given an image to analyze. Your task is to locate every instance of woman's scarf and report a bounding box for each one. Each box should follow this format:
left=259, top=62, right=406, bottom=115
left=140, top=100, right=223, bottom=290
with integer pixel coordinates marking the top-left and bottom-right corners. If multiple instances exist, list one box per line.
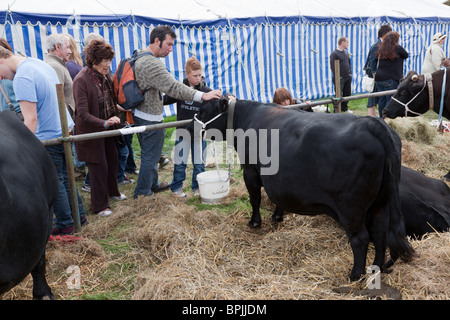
left=87, top=67, right=119, bottom=129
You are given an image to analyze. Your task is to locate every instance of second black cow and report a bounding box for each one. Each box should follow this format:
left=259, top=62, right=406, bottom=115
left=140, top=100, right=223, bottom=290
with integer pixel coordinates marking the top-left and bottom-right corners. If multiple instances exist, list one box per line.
left=400, top=166, right=450, bottom=237
left=192, top=99, right=415, bottom=281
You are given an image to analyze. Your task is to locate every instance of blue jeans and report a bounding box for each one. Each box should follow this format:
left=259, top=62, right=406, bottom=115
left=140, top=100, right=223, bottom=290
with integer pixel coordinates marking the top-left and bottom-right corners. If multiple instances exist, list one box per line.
left=72, top=141, right=85, bottom=170
left=46, top=144, right=86, bottom=229
left=116, top=141, right=129, bottom=182
left=132, top=116, right=165, bottom=198
left=124, top=133, right=137, bottom=173
left=375, top=79, right=399, bottom=118
left=170, top=133, right=206, bottom=192
left=367, top=81, right=379, bottom=108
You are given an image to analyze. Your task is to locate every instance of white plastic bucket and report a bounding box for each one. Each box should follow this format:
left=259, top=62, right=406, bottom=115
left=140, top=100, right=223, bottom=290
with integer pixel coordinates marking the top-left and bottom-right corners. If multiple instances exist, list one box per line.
left=197, top=170, right=230, bottom=204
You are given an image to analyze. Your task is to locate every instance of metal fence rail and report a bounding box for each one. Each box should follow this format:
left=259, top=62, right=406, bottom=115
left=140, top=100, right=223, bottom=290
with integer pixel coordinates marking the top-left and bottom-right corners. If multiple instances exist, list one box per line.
left=48, top=86, right=396, bottom=232
left=42, top=89, right=397, bottom=147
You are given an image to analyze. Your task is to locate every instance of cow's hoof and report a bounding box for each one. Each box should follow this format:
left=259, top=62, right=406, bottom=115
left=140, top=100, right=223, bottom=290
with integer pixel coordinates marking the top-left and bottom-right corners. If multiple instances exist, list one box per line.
left=349, top=270, right=364, bottom=282
left=271, top=214, right=283, bottom=223
left=247, top=220, right=261, bottom=229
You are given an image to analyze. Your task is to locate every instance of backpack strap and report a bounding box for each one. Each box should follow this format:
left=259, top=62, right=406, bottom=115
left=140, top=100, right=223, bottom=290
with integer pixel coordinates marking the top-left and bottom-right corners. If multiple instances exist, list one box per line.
left=131, top=50, right=154, bottom=94
left=0, top=82, right=14, bottom=112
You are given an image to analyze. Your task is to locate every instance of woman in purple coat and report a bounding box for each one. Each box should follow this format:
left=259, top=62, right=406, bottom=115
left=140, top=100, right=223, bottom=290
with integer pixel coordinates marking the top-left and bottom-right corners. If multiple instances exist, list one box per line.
left=73, top=40, right=125, bottom=217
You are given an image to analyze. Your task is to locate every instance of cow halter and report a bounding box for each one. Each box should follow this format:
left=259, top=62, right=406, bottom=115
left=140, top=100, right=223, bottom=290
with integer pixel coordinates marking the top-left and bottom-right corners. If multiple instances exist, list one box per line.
left=193, top=101, right=236, bottom=182
left=390, top=73, right=433, bottom=117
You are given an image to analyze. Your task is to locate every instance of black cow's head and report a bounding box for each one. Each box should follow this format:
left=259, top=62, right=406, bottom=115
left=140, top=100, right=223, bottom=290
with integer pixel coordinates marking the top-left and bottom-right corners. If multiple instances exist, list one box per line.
left=383, top=71, right=430, bottom=119
left=188, top=98, right=229, bottom=140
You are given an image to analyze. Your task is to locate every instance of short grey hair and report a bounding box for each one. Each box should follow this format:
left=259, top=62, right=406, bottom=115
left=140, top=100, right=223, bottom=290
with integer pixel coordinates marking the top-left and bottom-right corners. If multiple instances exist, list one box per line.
left=84, top=33, right=104, bottom=47
left=46, top=33, right=69, bottom=52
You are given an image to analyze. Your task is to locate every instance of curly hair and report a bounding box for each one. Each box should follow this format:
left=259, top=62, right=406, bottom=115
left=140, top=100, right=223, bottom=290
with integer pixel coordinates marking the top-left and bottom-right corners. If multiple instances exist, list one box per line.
left=377, top=31, right=400, bottom=61
left=85, top=40, right=114, bottom=68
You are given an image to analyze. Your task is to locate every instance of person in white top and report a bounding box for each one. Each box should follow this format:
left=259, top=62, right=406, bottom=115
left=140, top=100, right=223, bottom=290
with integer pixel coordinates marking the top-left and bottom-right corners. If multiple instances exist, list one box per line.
left=422, top=32, right=447, bottom=74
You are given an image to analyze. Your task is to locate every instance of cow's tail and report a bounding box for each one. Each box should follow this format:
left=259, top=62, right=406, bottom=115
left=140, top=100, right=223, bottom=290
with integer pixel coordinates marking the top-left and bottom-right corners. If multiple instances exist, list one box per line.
left=372, top=118, right=416, bottom=271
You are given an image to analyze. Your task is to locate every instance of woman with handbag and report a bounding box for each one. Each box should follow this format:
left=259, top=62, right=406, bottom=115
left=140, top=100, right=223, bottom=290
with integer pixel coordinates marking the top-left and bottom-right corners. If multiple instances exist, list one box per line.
left=73, top=40, right=125, bottom=217
left=374, top=31, right=409, bottom=118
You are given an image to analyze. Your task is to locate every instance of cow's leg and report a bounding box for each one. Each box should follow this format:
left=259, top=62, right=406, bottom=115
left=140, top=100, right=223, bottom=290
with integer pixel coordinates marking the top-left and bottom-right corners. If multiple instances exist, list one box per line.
left=348, top=229, right=370, bottom=281
left=31, top=250, right=54, bottom=300
left=271, top=206, right=284, bottom=223
left=366, top=209, right=389, bottom=271
left=243, top=168, right=262, bottom=228
left=339, top=212, right=370, bottom=281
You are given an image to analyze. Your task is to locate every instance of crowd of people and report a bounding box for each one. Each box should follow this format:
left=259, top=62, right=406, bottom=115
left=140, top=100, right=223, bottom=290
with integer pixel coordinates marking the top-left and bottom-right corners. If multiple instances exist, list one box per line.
left=362, top=24, right=447, bottom=117
left=0, top=23, right=447, bottom=235
left=273, top=24, right=446, bottom=118
left=0, top=25, right=221, bottom=235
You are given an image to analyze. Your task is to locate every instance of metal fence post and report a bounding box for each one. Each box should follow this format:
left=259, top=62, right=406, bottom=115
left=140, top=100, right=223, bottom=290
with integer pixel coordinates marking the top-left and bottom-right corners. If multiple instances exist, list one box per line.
left=334, top=60, right=341, bottom=113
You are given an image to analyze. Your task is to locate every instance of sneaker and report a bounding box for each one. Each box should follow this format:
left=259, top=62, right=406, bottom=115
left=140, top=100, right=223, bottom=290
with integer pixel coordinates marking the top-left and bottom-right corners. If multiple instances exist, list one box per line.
left=151, top=182, right=170, bottom=193
left=193, top=189, right=200, bottom=197
left=52, top=226, right=74, bottom=236
left=81, top=183, right=91, bottom=193
left=173, top=190, right=186, bottom=198
left=97, top=209, right=112, bottom=217
left=80, top=215, right=88, bottom=226
left=159, top=157, right=170, bottom=168
left=112, top=193, right=127, bottom=201
left=345, top=110, right=354, bottom=113
left=118, top=176, right=135, bottom=186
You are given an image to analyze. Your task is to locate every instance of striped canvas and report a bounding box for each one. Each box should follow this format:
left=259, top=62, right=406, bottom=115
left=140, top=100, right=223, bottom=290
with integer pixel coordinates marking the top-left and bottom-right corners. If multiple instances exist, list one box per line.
left=2, top=12, right=450, bottom=117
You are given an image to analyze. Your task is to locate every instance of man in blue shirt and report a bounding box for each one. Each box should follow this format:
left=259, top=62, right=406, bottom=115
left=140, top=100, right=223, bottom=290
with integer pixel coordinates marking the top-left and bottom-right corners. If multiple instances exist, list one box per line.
left=0, top=46, right=87, bottom=235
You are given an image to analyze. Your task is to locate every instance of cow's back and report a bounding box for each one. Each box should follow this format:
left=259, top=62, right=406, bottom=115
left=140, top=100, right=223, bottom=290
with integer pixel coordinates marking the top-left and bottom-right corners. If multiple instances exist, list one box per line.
left=0, top=111, right=58, bottom=294
left=245, top=107, right=394, bottom=214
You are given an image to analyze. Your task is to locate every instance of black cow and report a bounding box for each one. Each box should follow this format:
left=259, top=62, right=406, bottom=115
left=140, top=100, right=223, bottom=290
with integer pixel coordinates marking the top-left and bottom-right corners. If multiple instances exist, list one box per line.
left=0, top=111, right=58, bottom=299
left=400, top=166, right=450, bottom=237
left=383, top=69, right=450, bottom=120
left=383, top=69, right=450, bottom=179
left=191, top=99, right=415, bottom=281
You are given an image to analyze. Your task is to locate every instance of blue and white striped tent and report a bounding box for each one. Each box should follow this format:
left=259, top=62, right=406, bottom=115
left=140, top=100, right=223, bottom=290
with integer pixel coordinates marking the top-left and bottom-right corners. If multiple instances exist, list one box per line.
left=2, top=0, right=450, bottom=117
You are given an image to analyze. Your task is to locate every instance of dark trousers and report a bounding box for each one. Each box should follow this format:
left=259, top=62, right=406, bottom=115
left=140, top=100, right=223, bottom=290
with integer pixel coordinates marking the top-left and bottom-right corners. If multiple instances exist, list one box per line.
left=86, top=137, right=120, bottom=213
left=332, top=75, right=352, bottom=112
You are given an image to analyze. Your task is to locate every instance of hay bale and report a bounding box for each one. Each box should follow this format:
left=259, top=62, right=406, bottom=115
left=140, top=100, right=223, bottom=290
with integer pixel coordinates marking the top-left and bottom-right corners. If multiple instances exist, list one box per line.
left=386, top=117, right=437, bottom=145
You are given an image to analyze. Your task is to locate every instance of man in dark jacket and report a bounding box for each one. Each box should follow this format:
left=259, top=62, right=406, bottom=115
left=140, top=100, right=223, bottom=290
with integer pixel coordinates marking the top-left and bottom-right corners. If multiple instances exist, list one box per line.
left=164, top=57, right=212, bottom=197
left=363, top=24, right=392, bottom=116
left=329, top=37, right=352, bottom=113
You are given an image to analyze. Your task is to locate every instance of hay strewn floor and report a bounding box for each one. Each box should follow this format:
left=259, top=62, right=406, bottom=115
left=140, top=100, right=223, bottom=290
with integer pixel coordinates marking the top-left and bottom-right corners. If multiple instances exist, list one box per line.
left=2, top=116, right=450, bottom=300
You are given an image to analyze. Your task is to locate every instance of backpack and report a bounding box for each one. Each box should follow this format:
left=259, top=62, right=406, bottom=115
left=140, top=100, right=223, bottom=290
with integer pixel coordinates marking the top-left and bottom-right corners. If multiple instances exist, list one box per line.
left=112, top=50, right=152, bottom=110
